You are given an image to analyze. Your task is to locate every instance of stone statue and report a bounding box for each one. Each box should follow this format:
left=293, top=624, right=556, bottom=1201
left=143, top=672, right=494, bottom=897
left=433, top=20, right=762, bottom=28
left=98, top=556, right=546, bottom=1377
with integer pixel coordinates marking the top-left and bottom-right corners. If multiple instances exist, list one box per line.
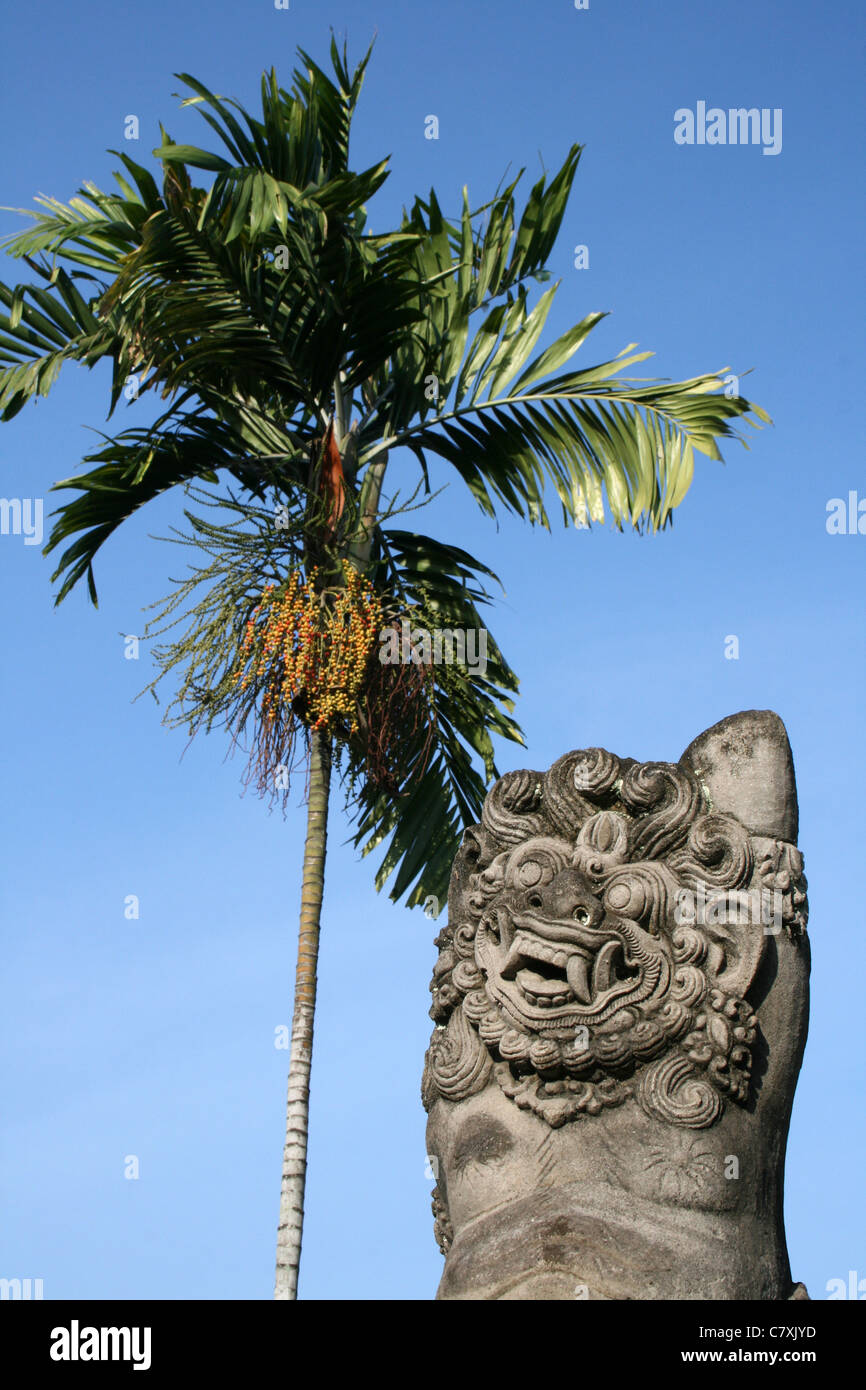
left=422, top=711, right=810, bottom=1300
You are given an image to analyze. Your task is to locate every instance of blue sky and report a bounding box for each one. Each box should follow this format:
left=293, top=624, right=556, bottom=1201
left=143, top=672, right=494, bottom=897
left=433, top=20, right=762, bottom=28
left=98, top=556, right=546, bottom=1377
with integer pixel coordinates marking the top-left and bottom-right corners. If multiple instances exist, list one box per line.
left=1, top=0, right=863, bottom=1300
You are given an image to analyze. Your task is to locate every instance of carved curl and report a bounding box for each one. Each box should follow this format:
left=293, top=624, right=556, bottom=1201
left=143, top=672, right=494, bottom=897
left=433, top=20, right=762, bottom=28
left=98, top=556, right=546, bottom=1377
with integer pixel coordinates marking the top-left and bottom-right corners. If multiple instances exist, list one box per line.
left=425, top=1009, right=492, bottom=1103
left=667, top=813, right=753, bottom=890
left=543, top=748, right=620, bottom=840
left=481, top=769, right=546, bottom=847
left=637, top=1052, right=723, bottom=1128
left=620, top=761, right=704, bottom=860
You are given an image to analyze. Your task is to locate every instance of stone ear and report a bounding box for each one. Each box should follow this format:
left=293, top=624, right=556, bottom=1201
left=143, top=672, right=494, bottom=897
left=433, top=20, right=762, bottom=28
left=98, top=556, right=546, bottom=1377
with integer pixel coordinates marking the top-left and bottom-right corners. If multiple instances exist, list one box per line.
left=680, top=709, right=798, bottom=842
left=678, top=709, right=800, bottom=1000
left=700, top=911, right=766, bottom=1001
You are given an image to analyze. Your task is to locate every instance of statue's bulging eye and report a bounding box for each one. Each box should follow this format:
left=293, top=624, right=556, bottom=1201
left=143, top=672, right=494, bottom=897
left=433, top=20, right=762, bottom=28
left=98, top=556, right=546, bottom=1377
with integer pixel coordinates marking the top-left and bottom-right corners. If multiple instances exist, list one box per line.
left=573, top=906, right=591, bottom=925
left=527, top=893, right=543, bottom=909
left=517, top=860, right=544, bottom=888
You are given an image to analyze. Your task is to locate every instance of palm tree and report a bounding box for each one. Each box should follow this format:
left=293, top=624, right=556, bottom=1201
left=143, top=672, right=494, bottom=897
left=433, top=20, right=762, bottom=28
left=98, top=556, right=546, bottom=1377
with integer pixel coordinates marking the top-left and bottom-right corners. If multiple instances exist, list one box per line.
left=0, top=37, right=768, bottom=1299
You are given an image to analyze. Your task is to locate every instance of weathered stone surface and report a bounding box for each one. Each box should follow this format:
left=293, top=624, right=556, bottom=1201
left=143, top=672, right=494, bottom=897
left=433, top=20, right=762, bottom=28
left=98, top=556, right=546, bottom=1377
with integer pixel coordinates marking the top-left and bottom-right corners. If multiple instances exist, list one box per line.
left=682, top=709, right=799, bottom=842
left=423, top=710, right=809, bottom=1300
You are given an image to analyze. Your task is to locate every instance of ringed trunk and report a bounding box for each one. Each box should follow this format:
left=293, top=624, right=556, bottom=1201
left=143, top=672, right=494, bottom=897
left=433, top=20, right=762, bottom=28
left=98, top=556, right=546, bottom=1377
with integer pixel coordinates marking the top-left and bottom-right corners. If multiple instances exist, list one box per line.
left=274, top=728, right=332, bottom=1299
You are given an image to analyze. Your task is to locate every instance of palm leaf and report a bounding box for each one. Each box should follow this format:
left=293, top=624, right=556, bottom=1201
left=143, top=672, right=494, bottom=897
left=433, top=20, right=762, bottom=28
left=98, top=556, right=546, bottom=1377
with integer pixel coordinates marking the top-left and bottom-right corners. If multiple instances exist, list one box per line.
left=348, top=526, right=524, bottom=904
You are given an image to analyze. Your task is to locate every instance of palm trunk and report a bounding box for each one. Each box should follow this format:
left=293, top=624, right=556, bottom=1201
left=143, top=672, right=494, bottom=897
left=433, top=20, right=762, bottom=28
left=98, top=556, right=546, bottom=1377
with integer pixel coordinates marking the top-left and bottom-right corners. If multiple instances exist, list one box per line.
left=348, top=453, right=388, bottom=571
left=274, top=728, right=332, bottom=1300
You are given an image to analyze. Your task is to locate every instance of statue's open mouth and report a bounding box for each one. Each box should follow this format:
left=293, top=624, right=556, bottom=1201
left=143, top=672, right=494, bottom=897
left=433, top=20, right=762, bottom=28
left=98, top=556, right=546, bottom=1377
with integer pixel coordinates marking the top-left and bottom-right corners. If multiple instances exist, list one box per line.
left=503, top=932, right=636, bottom=1007
left=480, top=909, right=643, bottom=1017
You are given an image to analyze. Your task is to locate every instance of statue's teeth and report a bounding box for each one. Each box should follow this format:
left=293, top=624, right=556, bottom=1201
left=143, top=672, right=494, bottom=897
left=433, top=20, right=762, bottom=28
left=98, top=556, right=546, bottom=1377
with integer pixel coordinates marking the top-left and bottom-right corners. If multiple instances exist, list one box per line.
left=566, top=953, right=592, bottom=1004
left=592, top=940, right=620, bottom=997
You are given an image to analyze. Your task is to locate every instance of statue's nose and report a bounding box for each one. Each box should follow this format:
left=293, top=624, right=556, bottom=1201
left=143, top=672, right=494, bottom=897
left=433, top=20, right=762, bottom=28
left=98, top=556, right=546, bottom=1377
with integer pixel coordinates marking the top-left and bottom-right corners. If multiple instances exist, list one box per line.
left=528, top=870, right=604, bottom=927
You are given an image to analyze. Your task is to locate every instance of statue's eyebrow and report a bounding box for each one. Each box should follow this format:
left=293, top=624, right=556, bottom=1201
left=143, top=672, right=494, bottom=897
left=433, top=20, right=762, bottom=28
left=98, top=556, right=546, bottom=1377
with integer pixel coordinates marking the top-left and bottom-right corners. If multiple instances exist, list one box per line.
left=452, top=1116, right=514, bottom=1175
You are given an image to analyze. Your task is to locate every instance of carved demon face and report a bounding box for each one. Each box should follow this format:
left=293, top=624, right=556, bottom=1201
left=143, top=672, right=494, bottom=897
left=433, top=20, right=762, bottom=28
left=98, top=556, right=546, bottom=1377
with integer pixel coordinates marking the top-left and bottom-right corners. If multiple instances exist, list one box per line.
left=423, top=748, right=808, bottom=1134
left=474, top=835, right=669, bottom=1034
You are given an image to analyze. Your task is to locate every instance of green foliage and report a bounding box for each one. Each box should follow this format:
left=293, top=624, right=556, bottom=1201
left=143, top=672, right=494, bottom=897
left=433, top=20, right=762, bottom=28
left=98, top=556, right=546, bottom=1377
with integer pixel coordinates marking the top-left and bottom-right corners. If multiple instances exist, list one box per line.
left=138, top=489, right=521, bottom=906
left=137, top=489, right=303, bottom=739
left=352, top=526, right=523, bottom=905
left=0, top=36, right=770, bottom=903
